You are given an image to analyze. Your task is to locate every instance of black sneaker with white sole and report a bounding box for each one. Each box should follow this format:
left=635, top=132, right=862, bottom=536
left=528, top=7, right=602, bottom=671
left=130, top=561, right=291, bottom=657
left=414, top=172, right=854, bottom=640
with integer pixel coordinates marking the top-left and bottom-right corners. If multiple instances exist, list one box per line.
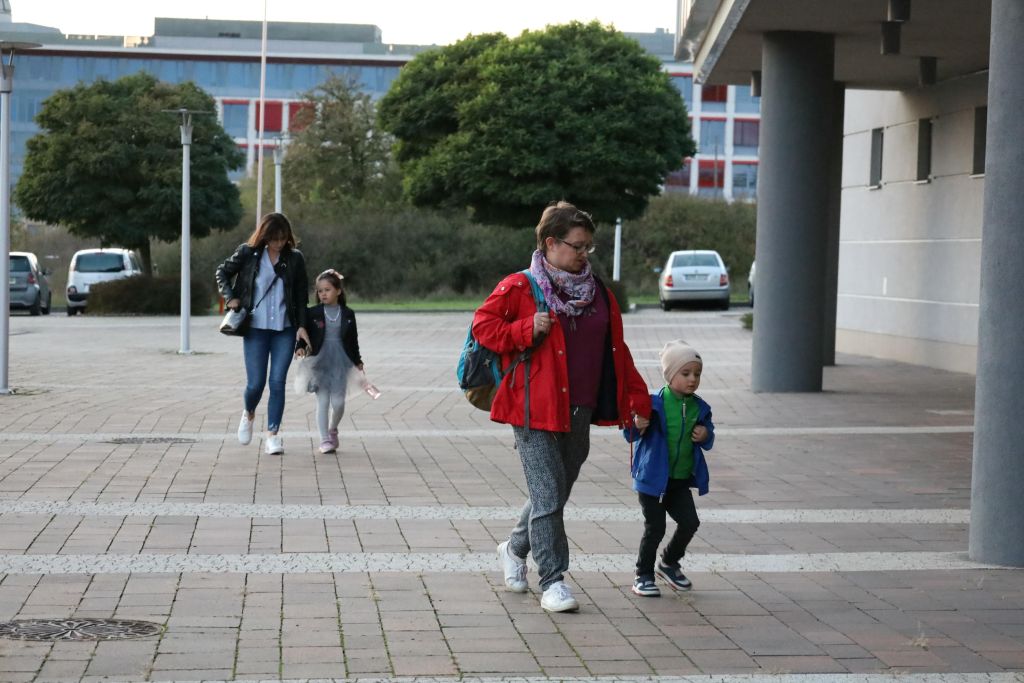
left=632, top=575, right=660, bottom=597
left=655, top=563, right=692, bottom=591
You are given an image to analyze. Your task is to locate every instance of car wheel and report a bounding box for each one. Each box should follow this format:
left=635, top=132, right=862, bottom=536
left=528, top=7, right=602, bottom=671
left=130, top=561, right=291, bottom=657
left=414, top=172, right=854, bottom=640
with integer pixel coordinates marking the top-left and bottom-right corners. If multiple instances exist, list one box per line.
left=660, top=299, right=672, bottom=311
left=66, top=306, right=77, bottom=316
left=720, top=299, right=731, bottom=311
left=42, top=293, right=52, bottom=315
left=29, top=294, right=42, bottom=316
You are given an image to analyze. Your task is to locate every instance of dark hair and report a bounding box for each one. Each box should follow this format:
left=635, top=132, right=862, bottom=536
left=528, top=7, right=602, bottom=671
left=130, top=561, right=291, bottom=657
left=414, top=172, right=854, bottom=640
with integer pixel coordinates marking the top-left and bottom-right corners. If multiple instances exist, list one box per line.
left=535, top=201, right=596, bottom=252
left=316, top=269, right=347, bottom=306
left=246, top=212, right=297, bottom=249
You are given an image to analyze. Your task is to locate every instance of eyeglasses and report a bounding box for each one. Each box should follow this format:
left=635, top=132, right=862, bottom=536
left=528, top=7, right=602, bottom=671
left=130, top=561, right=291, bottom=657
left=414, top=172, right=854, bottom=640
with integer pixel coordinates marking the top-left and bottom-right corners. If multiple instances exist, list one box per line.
left=557, top=238, right=596, bottom=255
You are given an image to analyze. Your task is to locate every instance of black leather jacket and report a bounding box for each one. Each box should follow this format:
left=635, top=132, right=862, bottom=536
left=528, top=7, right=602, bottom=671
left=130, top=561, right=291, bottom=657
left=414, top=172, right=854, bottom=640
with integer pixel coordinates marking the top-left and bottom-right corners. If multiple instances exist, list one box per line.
left=296, top=303, right=362, bottom=366
left=215, top=243, right=309, bottom=329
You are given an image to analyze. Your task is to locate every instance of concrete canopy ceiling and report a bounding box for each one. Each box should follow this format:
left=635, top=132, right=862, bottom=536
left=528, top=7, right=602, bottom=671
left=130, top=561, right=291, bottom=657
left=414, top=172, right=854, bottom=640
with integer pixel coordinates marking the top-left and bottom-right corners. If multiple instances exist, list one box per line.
left=682, top=0, right=991, bottom=89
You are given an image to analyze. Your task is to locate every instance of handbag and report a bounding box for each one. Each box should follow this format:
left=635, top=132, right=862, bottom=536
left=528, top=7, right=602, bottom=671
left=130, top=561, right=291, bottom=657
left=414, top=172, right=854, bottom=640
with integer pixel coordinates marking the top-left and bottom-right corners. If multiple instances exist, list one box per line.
left=219, top=272, right=280, bottom=337
left=219, top=307, right=249, bottom=336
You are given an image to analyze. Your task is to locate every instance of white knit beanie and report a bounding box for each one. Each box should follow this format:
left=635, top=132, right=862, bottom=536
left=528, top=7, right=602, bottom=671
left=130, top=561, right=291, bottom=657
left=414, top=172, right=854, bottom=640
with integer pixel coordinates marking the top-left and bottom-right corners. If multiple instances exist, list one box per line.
left=660, top=339, right=702, bottom=383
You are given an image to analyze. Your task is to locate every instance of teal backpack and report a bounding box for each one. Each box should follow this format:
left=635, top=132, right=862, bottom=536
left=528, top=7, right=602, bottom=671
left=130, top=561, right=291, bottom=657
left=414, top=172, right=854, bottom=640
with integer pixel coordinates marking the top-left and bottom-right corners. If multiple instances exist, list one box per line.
left=457, top=271, right=547, bottom=428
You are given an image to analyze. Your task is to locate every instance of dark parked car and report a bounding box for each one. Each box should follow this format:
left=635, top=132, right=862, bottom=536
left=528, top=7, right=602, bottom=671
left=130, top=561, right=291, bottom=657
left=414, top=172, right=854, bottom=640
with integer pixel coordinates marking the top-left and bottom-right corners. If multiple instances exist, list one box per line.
left=8, top=251, right=52, bottom=316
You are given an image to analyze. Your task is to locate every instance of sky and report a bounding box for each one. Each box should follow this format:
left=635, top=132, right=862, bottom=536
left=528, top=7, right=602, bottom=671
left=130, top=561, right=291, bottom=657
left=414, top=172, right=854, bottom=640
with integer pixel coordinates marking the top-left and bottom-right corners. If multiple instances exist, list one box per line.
left=15, top=0, right=678, bottom=46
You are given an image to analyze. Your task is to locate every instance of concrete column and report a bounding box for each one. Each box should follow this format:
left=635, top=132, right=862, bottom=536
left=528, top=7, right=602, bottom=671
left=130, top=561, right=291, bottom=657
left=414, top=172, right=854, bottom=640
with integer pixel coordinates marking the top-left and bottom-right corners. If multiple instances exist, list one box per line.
left=822, top=84, right=845, bottom=366
left=969, top=0, right=1024, bottom=567
left=752, top=32, right=835, bottom=392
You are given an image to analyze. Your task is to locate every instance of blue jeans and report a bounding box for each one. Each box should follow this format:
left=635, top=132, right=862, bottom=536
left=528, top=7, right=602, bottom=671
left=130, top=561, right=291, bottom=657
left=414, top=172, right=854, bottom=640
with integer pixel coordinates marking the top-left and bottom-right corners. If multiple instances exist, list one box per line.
left=242, top=327, right=295, bottom=432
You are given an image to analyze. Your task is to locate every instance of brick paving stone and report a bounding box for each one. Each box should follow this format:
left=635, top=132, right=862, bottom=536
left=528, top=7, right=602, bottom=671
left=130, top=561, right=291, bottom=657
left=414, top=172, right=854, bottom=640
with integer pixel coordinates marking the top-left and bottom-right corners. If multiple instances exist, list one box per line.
left=4, top=312, right=1024, bottom=680
left=753, top=655, right=850, bottom=673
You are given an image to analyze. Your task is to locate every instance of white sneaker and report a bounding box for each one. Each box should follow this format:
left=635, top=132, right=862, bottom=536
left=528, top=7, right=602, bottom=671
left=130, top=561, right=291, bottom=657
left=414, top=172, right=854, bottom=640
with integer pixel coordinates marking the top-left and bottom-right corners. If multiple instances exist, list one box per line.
left=265, top=434, right=283, bottom=455
left=237, top=412, right=254, bottom=445
left=540, top=581, right=579, bottom=613
left=497, top=540, right=527, bottom=593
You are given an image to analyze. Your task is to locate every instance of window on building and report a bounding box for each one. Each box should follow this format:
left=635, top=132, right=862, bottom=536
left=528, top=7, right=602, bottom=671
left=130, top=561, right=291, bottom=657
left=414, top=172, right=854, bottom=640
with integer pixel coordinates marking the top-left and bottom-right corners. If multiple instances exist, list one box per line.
left=221, top=101, right=249, bottom=138
left=700, top=84, right=728, bottom=113
left=734, top=120, right=760, bottom=155
left=288, top=102, right=315, bottom=131
left=698, top=159, right=725, bottom=198
left=254, top=101, right=283, bottom=133
left=670, top=75, right=693, bottom=104
left=733, top=85, right=760, bottom=113
left=973, top=106, right=987, bottom=175
left=917, top=118, right=932, bottom=181
left=732, top=162, right=758, bottom=199
left=699, top=119, right=726, bottom=156
left=664, top=158, right=692, bottom=192
left=870, top=127, right=884, bottom=187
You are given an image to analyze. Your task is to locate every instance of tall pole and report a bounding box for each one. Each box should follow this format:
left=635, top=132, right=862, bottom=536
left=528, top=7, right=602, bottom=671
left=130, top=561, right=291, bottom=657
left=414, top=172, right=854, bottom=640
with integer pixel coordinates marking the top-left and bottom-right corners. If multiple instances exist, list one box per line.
left=179, top=112, right=193, bottom=355
left=613, top=217, right=622, bottom=282
left=0, top=42, right=39, bottom=395
left=254, top=0, right=269, bottom=221
left=273, top=143, right=283, bottom=213
left=0, top=58, right=13, bottom=394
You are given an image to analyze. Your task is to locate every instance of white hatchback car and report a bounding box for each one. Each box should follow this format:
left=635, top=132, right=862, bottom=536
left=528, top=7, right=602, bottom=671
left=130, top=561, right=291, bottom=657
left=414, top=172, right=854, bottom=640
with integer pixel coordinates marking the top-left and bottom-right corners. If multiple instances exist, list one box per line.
left=66, top=248, right=143, bottom=315
left=658, top=249, right=730, bottom=310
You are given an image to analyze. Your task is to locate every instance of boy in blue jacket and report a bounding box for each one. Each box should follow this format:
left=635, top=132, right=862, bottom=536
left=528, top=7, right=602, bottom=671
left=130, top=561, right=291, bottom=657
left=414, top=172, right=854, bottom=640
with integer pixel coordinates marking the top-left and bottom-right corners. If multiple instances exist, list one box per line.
left=624, top=339, right=714, bottom=597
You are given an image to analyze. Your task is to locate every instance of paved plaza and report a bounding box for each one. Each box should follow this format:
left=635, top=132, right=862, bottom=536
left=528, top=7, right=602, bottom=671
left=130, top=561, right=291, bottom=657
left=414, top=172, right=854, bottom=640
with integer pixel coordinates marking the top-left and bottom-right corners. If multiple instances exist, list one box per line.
left=0, top=308, right=1022, bottom=683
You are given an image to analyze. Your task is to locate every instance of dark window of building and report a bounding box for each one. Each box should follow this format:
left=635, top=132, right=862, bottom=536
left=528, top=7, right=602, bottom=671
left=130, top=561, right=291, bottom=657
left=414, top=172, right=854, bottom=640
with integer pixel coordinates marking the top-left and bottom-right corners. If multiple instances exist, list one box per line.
left=255, top=101, right=283, bottom=133
left=734, top=120, right=760, bottom=155
left=870, top=127, right=884, bottom=187
left=702, top=85, right=727, bottom=102
left=698, top=160, right=725, bottom=197
left=663, top=158, right=692, bottom=192
left=917, top=118, right=932, bottom=181
left=973, top=106, right=987, bottom=175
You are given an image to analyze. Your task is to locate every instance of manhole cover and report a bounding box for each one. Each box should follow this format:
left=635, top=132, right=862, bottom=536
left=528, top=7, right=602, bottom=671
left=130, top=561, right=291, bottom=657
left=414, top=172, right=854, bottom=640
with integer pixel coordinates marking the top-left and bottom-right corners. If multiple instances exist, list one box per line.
left=104, top=437, right=198, bottom=445
left=0, top=618, right=163, bottom=641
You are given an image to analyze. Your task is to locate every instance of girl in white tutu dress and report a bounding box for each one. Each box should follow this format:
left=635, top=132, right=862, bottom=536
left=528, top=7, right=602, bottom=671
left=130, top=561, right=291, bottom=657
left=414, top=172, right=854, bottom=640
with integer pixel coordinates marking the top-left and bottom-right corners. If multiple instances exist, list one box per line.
left=294, top=269, right=371, bottom=453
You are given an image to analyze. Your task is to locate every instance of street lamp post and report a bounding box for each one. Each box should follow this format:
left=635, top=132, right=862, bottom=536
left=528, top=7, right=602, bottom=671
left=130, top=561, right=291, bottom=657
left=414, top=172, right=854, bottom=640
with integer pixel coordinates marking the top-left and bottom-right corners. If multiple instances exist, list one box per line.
left=0, top=41, right=41, bottom=395
left=178, top=110, right=193, bottom=355
left=163, top=108, right=213, bottom=356
left=613, top=217, right=622, bottom=282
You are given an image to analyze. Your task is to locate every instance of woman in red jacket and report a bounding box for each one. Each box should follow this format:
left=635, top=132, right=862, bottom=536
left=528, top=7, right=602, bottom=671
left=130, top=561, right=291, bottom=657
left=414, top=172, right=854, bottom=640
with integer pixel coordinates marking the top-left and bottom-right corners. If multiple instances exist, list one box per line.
left=472, top=201, right=651, bottom=613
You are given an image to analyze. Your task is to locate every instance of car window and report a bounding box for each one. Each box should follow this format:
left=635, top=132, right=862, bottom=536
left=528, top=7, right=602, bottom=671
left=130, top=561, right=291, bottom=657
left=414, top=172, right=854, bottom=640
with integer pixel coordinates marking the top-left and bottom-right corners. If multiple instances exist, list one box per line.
left=129, top=254, right=142, bottom=271
left=672, top=253, right=720, bottom=268
left=75, top=253, right=126, bottom=273
left=9, top=256, right=30, bottom=272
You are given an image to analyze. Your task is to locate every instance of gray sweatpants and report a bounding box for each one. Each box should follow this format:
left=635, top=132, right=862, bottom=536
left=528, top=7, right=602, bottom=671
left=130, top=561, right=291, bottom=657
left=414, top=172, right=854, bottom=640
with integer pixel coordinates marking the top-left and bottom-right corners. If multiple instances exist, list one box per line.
left=507, top=406, right=592, bottom=590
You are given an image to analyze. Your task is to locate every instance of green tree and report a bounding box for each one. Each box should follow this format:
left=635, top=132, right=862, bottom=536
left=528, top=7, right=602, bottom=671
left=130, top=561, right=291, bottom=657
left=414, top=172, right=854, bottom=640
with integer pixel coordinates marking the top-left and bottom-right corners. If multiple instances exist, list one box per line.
left=378, top=22, right=695, bottom=226
left=283, top=74, right=401, bottom=208
left=14, top=72, right=244, bottom=273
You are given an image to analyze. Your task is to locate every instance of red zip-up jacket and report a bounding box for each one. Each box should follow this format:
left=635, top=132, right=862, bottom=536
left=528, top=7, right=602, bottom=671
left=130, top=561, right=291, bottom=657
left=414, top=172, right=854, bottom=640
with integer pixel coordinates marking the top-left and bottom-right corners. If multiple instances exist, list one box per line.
left=471, top=272, right=652, bottom=433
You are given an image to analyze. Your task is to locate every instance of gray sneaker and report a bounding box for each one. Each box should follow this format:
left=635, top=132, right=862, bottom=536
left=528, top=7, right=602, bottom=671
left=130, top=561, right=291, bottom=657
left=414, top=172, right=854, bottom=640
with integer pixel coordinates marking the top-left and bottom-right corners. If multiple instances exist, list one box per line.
left=497, top=540, right=527, bottom=593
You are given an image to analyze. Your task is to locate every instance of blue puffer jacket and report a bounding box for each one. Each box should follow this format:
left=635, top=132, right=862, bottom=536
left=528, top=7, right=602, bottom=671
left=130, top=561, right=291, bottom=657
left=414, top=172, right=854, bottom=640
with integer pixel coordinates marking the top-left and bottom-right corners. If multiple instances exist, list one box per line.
left=623, top=388, right=715, bottom=497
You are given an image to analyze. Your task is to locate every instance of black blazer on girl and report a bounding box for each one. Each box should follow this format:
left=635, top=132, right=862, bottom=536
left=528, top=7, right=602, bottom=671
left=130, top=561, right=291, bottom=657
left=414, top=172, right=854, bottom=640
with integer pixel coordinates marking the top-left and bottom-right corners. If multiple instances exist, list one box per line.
left=296, top=303, right=362, bottom=366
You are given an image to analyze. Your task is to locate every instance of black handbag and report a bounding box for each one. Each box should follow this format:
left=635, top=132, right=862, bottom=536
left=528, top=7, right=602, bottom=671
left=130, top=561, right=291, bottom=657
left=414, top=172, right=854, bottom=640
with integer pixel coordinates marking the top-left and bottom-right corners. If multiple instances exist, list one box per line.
left=219, top=273, right=279, bottom=337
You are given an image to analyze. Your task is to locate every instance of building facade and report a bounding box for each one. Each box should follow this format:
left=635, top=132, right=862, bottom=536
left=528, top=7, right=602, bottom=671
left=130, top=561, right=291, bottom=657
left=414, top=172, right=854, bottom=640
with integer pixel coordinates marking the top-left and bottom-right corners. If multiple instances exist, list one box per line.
left=2, top=7, right=761, bottom=197
left=678, top=0, right=1023, bottom=567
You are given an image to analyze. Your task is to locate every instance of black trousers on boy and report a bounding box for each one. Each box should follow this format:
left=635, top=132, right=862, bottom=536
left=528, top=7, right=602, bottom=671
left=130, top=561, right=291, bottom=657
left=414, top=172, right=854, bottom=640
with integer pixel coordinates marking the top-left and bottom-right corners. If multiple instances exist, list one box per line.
left=636, top=477, right=700, bottom=576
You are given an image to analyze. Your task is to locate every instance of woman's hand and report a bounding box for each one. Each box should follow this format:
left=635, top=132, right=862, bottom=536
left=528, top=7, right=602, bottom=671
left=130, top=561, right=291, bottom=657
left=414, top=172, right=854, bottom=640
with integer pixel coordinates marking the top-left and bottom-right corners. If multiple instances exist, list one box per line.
left=296, top=327, right=311, bottom=348
left=226, top=298, right=241, bottom=311
left=691, top=425, right=708, bottom=443
left=533, top=312, right=551, bottom=341
left=633, top=412, right=650, bottom=434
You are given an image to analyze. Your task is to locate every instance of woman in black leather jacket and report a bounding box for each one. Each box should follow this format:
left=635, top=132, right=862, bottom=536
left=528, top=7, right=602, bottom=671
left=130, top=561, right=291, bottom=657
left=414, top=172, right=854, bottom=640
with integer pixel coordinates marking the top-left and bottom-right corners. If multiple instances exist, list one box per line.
left=216, top=213, right=310, bottom=455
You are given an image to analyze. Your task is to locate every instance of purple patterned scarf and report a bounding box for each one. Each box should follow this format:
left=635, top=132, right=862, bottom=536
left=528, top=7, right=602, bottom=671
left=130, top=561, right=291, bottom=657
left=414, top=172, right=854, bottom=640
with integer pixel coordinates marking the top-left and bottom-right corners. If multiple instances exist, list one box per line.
left=529, top=249, right=596, bottom=317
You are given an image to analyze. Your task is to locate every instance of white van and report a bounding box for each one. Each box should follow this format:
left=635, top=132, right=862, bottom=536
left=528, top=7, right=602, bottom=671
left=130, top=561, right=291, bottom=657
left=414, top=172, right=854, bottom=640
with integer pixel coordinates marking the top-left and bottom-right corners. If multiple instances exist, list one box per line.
left=66, top=248, right=143, bottom=315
